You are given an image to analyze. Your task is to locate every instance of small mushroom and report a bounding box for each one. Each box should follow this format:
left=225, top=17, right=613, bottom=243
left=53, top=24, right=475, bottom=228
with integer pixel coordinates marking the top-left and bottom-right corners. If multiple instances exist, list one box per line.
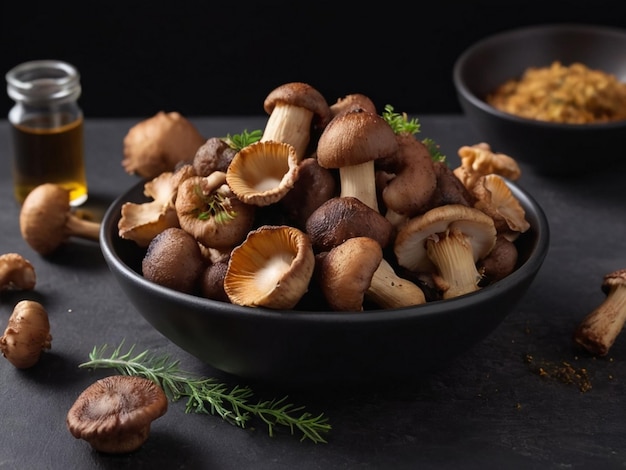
left=224, top=225, right=315, bottom=309
left=453, top=142, right=521, bottom=190
left=305, top=196, right=394, bottom=252
left=0, top=253, right=36, bottom=291
left=66, top=375, right=168, bottom=454
left=329, top=93, right=377, bottom=117
left=176, top=172, right=256, bottom=251
left=471, top=174, right=530, bottom=240
left=122, top=111, right=206, bottom=179
left=200, top=260, right=230, bottom=302
left=394, top=204, right=497, bottom=299
left=226, top=140, right=300, bottom=207
left=20, top=183, right=101, bottom=256
left=142, top=227, right=206, bottom=294
left=192, top=137, right=238, bottom=175
left=376, top=134, right=438, bottom=227
left=316, top=108, right=399, bottom=212
left=0, top=300, right=51, bottom=369
left=427, top=161, right=476, bottom=209
left=262, top=82, right=331, bottom=161
left=573, top=269, right=626, bottom=356
left=316, top=236, right=426, bottom=311
left=118, top=165, right=195, bottom=248
left=477, top=234, right=519, bottom=284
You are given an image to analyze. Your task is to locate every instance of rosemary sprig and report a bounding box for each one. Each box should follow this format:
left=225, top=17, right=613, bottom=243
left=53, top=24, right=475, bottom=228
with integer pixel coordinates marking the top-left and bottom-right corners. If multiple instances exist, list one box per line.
left=78, top=342, right=331, bottom=443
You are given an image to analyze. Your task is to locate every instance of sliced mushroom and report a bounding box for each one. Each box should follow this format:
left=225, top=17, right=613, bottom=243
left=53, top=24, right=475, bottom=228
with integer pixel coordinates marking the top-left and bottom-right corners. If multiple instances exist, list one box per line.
left=262, top=82, right=331, bottom=161
left=0, top=253, right=36, bottom=291
left=305, top=196, right=394, bottom=252
left=175, top=172, right=255, bottom=251
left=118, top=166, right=195, bottom=248
left=20, top=183, right=101, bottom=256
left=394, top=204, right=497, bottom=299
left=66, top=375, right=168, bottom=454
left=574, top=269, right=626, bottom=356
left=316, top=236, right=426, bottom=311
left=316, top=108, right=399, bottom=212
left=224, top=225, right=315, bottom=309
left=122, top=111, right=206, bottom=179
left=226, top=140, right=300, bottom=206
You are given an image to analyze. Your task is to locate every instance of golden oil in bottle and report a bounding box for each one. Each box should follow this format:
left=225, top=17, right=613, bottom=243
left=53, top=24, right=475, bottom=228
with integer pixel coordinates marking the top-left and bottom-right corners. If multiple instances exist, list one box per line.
left=6, top=60, right=88, bottom=206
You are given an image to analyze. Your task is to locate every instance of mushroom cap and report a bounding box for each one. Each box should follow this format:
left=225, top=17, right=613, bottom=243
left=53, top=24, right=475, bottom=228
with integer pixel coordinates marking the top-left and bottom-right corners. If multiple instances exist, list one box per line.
left=0, top=300, right=51, bottom=369
left=316, top=236, right=383, bottom=311
left=394, top=204, right=497, bottom=273
left=316, top=109, right=398, bottom=169
left=193, top=137, right=237, bottom=175
left=118, top=167, right=194, bottom=248
left=66, top=375, right=168, bottom=454
left=122, top=111, right=206, bottom=179
left=224, top=225, right=315, bottom=309
left=263, top=82, right=331, bottom=129
left=305, top=196, right=394, bottom=252
left=142, top=227, right=206, bottom=294
left=175, top=173, right=256, bottom=250
left=19, top=183, right=71, bottom=255
left=329, top=93, right=377, bottom=117
left=0, top=253, right=36, bottom=291
left=601, top=269, right=626, bottom=295
left=226, top=140, right=300, bottom=206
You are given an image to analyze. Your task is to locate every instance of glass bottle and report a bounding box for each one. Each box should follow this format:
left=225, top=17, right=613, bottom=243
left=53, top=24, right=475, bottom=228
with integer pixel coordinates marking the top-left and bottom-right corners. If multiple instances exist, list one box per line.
left=6, top=60, right=88, bottom=206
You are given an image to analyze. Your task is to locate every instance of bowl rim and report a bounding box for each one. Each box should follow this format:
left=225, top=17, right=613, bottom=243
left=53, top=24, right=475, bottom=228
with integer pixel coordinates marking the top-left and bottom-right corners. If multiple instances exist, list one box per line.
left=100, top=178, right=550, bottom=325
left=452, top=22, right=626, bottom=130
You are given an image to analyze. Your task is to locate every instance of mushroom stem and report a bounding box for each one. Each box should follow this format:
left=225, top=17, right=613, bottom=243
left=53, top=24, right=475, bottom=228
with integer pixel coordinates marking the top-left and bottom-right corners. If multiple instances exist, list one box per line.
left=262, top=105, right=314, bottom=161
left=574, top=269, right=626, bottom=356
left=426, top=229, right=484, bottom=299
left=338, top=160, right=379, bottom=212
left=368, top=258, right=426, bottom=308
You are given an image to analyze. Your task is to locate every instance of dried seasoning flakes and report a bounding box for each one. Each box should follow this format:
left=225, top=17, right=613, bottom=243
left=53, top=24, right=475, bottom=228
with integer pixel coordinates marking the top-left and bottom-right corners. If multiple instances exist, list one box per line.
left=525, top=354, right=593, bottom=393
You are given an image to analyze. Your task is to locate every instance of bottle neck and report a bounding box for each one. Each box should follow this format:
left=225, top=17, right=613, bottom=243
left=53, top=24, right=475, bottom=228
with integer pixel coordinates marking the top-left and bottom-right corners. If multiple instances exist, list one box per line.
left=6, top=60, right=81, bottom=106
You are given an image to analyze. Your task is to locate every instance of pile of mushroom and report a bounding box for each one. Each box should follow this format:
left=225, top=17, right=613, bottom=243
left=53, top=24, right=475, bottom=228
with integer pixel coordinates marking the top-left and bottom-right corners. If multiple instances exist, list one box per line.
left=118, top=82, right=531, bottom=312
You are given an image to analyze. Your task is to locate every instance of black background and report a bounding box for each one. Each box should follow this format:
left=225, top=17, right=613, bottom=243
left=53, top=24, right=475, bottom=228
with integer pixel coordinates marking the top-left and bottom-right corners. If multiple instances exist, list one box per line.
left=2, top=1, right=626, bottom=118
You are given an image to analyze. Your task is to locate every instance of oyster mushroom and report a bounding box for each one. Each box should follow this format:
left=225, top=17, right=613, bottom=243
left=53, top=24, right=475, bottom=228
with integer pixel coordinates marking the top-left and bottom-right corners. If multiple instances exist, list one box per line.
left=0, top=253, right=36, bottom=291
left=316, top=236, right=426, bottom=311
left=176, top=171, right=255, bottom=251
left=66, top=375, right=168, bottom=454
left=118, top=165, right=195, bottom=248
left=226, top=140, right=300, bottom=207
left=453, top=142, right=521, bottom=190
left=142, top=227, right=206, bottom=294
left=316, top=108, right=399, bottom=212
left=20, top=183, right=101, bottom=256
left=122, top=111, right=206, bottom=179
left=305, top=196, right=394, bottom=252
left=574, top=269, right=626, bottom=356
left=394, top=204, right=497, bottom=299
left=376, top=133, right=438, bottom=227
left=262, top=82, right=331, bottom=161
left=224, top=225, right=315, bottom=309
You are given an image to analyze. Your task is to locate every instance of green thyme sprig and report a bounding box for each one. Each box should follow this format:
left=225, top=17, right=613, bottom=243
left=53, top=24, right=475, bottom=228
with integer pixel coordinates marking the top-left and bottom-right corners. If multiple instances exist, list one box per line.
left=192, top=184, right=236, bottom=223
left=382, top=104, right=446, bottom=163
left=224, top=129, right=263, bottom=151
left=79, top=342, right=331, bottom=444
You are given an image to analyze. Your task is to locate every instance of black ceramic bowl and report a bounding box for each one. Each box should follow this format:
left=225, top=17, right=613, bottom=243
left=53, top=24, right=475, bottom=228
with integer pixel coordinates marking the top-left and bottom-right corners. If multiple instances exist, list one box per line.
left=101, top=180, right=549, bottom=386
left=453, top=23, right=626, bottom=175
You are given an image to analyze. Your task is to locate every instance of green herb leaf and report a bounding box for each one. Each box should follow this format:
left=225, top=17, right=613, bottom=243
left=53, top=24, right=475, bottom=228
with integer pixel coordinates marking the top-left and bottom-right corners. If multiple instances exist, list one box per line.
left=381, top=104, right=421, bottom=135
left=79, top=342, right=331, bottom=443
left=223, top=129, right=263, bottom=151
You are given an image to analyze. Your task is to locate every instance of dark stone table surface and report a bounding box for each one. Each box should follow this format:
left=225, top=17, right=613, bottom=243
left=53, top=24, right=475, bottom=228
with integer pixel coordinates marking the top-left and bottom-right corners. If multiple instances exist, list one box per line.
left=1, top=115, right=625, bottom=469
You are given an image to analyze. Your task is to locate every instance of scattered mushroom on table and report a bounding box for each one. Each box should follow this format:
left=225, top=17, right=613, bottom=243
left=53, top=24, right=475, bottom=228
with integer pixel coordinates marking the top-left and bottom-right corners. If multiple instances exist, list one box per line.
left=0, top=300, right=52, bottom=369
left=0, top=253, right=36, bottom=291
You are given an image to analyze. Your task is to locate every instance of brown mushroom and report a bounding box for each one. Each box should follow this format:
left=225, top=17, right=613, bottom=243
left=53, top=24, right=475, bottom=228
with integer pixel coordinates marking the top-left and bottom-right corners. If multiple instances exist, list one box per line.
left=66, top=375, right=168, bottom=454
left=176, top=171, right=256, bottom=251
left=262, top=82, right=331, bottom=161
left=329, top=93, right=377, bottom=117
left=394, top=204, right=497, bottom=299
left=376, top=133, right=438, bottom=227
left=224, top=225, right=315, bottom=309
left=427, top=161, right=476, bottom=209
left=20, top=183, right=101, bottom=256
left=142, top=227, right=206, bottom=294
left=226, top=140, right=300, bottom=207
left=316, top=108, right=399, bottom=212
left=118, top=165, right=195, bottom=248
left=192, top=136, right=237, bottom=176
left=200, top=260, right=230, bottom=302
left=316, top=236, right=426, bottom=311
left=122, top=111, right=206, bottom=179
left=573, top=269, right=626, bottom=356
left=0, top=253, right=36, bottom=291
left=305, top=196, right=394, bottom=252
left=477, top=234, right=519, bottom=283
left=0, top=300, right=51, bottom=369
